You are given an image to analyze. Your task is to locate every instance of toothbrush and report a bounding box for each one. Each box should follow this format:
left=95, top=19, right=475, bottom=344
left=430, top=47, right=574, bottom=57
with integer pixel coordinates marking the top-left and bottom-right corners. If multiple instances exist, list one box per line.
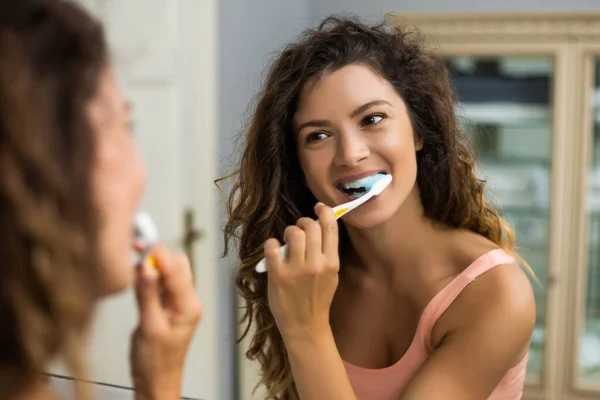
left=255, top=174, right=392, bottom=273
left=133, top=212, right=159, bottom=267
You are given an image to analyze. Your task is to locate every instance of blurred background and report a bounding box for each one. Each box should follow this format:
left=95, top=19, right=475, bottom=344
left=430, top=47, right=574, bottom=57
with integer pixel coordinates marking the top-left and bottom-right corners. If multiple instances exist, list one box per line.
left=47, top=0, right=600, bottom=399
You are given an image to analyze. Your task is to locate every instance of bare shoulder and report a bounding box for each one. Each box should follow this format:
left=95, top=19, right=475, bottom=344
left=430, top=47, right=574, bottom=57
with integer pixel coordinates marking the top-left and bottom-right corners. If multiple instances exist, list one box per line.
left=401, top=232, right=537, bottom=399
left=433, top=232, right=536, bottom=362
left=453, top=258, right=536, bottom=327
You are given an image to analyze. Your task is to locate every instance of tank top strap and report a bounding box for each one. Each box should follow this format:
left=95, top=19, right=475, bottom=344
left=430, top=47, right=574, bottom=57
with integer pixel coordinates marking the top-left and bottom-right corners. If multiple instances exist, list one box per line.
left=417, top=248, right=517, bottom=352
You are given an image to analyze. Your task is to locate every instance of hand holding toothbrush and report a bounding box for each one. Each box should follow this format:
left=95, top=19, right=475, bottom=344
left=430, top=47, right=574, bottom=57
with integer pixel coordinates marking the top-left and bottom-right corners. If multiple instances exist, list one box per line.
left=130, top=241, right=203, bottom=400
left=262, top=174, right=392, bottom=337
left=255, top=174, right=392, bottom=273
left=264, top=204, right=361, bottom=400
left=265, top=202, right=340, bottom=341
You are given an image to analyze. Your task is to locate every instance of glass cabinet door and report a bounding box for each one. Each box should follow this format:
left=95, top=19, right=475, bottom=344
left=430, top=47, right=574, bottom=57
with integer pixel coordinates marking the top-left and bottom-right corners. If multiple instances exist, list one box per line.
left=445, top=56, right=553, bottom=381
left=578, top=58, right=600, bottom=389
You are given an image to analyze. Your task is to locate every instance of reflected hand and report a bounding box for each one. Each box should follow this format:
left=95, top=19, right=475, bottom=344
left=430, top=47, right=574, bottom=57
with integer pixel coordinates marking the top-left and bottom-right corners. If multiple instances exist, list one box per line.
left=130, top=245, right=203, bottom=400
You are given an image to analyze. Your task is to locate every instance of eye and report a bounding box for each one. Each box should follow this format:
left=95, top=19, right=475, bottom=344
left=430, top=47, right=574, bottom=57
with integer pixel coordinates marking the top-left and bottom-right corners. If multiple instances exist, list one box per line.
left=362, top=114, right=385, bottom=126
left=306, top=131, right=329, bottom=143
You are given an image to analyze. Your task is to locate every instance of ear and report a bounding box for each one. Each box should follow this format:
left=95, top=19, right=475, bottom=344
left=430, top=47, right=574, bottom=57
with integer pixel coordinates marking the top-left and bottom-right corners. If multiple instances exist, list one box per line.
left=415, top=135, right=424, bottom=151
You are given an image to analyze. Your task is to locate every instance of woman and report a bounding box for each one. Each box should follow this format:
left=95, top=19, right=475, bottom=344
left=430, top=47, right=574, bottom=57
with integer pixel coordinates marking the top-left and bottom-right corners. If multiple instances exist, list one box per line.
left=0, top=0, right=202, bottom=398
left=224, top=16, right=536, bottom=400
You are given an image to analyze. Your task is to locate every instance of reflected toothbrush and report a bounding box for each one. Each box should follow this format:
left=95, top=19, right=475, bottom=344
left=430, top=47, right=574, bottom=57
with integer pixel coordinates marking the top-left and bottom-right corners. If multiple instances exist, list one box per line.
left=255, top=174, right=392, bottom=273
left=133, top=212, right=159, bottom=268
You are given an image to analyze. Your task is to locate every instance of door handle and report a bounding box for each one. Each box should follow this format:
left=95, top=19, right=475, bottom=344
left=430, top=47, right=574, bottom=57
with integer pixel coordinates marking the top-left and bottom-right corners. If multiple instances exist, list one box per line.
left=182, top=207, right=203, bottom=279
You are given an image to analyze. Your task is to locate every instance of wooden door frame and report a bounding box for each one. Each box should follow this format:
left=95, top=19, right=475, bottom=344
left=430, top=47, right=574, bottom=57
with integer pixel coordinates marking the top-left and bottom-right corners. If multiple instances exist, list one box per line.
left=179, top=0, right=220, bottom=398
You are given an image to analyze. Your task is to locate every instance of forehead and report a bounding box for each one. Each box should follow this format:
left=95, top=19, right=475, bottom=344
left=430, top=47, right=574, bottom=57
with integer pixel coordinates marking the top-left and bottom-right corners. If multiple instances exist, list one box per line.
left=294, top=64, right=397, bottom=120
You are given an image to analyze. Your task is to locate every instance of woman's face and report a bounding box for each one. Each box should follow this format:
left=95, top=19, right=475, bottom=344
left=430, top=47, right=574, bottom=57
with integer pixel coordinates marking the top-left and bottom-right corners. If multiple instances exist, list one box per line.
left=87, top=66, right=146, bottom=294
left=293, top=64, right=422, bottom=229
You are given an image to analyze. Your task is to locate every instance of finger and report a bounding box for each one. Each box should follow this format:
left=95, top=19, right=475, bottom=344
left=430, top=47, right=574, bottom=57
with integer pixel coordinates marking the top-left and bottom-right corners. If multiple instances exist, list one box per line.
left=283, top=225, right=305, bottom=264
left=315, top=203, right=339, bottom=258
left=296, top=217, right=321, bottom=266
left=264, top=238, right=284, bottom=276
left=153, top=245, right=195, bottom=315
left=134, top=259, right=163, bottom=326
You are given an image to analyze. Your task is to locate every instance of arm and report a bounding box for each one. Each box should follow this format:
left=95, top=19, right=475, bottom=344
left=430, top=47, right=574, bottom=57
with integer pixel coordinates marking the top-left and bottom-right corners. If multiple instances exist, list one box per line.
left=400, top=263, right=536, bottom=400
left=284, top=329, right=358, bottom=400
left=264, top=204, right=358, bottom=400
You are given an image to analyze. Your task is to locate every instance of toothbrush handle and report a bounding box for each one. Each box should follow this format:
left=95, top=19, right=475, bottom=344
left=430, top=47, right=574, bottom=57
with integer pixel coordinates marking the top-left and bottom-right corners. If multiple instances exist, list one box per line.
left=255, top=244, right=288, bottom=273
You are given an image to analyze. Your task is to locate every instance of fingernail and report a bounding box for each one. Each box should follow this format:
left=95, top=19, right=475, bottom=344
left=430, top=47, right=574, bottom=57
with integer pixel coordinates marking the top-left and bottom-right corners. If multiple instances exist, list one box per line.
left=316, top=202, right=325, bottom=208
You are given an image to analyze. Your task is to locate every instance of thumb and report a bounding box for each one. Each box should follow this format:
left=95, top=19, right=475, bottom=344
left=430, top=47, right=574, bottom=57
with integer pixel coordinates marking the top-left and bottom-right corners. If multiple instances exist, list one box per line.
left=134, top=261, right=163, bottom=327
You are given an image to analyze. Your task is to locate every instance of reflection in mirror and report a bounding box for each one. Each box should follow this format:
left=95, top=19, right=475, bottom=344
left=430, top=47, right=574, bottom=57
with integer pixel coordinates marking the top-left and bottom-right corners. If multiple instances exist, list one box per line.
left=445, top=56, right=553, bottom=380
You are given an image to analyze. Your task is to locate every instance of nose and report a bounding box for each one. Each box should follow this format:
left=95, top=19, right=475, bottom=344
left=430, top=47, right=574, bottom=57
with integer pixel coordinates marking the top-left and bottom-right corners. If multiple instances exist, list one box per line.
left=334, top=130, right=370, bottom=167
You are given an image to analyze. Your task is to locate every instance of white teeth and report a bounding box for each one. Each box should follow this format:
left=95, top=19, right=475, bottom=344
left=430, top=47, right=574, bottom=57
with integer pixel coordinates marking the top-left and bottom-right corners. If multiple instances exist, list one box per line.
left=340, top=174, right=382, bottom=190
left=341, top=181, right=364, bottom=190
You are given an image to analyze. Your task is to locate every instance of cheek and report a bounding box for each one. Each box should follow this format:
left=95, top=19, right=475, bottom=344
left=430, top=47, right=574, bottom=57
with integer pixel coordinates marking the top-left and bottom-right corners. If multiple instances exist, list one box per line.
left=130, top=145, right=147, bottom=198
left=299, top=150, right=331, bottom=194
left=379, top=122, right=417, bottom=165
left=96, top=139, right=146, bottom=210
left=387, top=123, right=414, bottom=149
left=93, top=139, right=146, bottom=294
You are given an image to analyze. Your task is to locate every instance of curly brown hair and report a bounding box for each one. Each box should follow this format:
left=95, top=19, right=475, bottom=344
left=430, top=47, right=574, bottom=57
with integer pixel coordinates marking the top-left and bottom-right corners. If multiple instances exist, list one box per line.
left=0, top=0, right=107, bottom=397
left=222, top=15, right=529, bottom=399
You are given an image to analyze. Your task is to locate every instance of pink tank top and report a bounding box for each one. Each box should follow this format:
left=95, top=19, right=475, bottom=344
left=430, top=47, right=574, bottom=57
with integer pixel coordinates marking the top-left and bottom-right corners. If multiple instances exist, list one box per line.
left=343, top=248, right=528, bottom=400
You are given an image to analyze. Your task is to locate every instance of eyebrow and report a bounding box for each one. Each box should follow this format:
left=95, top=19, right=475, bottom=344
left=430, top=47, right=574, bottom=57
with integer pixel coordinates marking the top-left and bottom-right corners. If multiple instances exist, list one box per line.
left=295, top=99, right=392, bottom=132
left=350, top=99, right=392, bottom=117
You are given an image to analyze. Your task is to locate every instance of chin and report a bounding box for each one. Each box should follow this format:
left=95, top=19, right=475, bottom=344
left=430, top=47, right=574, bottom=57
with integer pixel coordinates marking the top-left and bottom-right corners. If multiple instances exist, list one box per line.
left=97, top=255, right=135, bottom=297
left=340, top=187, right=411, bottom=230
left=341, top=204, right=395, bottom=229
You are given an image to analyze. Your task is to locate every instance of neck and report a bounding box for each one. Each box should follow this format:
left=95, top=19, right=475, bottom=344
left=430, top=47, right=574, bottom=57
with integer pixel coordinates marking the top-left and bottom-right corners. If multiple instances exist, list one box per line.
left=343, top=186, right=449, bottom=285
